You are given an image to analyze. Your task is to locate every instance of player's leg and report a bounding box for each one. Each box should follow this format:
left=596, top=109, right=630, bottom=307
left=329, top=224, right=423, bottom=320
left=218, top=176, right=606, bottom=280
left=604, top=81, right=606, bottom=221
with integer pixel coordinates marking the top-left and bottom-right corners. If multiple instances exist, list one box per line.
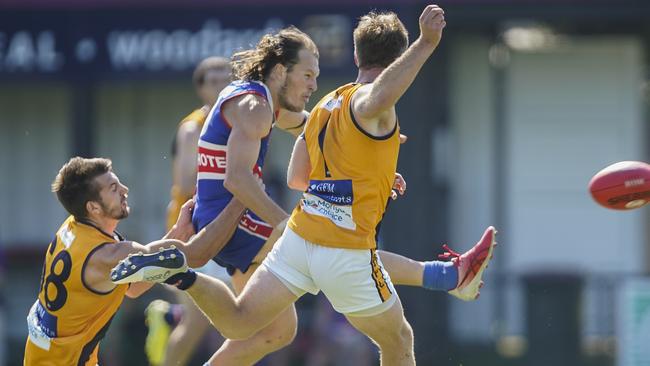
left=207, top=261, right=299, bottom=365
left=141, top=264, right=230, bottom=366
left=109, top=229, right=304, bottom=364
left=378, top=225, right=497, bottom=300
left=184, top=263, right=298, bottom=342
left=208, top=227, right=325, bottom=366
left=111, top=245, right=299, bottom=343
left=310, top=242, right=413, bottom=365
left=162, top=261, right=232, bottom=366
left=194, top=224, right=300, bottom=365
left=345, top=298, right=415, bottom=366
left=376, top=250, right=425, bottom=286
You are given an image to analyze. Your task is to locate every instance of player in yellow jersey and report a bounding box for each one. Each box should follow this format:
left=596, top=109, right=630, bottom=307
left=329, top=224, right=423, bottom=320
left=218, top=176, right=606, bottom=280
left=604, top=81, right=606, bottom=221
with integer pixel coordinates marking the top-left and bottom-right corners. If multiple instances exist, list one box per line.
left=145, top=57, right=233, bottom=366
left=24, top=157, right=244, bottom=366
left=110, top=6, right=497, bottom=366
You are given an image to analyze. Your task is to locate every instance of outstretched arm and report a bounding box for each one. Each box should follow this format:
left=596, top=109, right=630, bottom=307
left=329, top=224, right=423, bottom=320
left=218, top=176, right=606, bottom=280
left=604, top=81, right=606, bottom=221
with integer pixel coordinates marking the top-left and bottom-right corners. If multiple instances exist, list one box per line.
left=88, top=198, right=245, bottom=296
left=352, top=5, right=446, bottom=120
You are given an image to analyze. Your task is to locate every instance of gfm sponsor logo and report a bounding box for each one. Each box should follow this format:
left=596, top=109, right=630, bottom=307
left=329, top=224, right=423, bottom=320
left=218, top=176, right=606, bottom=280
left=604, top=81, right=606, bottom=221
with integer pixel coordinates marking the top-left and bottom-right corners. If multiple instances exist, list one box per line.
left=311, top=182, right=336, bottom=193
left=308, top=180, right=353, bottom=205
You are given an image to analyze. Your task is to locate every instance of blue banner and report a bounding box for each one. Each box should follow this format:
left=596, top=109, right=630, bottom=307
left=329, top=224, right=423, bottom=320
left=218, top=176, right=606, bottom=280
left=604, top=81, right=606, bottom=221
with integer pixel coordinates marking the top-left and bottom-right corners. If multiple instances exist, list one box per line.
left=0, top=8, right=368, bottom=79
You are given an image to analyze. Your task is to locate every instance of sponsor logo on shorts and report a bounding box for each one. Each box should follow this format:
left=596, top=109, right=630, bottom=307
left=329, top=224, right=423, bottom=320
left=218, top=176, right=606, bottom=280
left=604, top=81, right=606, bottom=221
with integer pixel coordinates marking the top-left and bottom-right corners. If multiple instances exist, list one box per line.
left=370, top=249, right=392, bottom=302
left=238, top=213, right=273, bottom=240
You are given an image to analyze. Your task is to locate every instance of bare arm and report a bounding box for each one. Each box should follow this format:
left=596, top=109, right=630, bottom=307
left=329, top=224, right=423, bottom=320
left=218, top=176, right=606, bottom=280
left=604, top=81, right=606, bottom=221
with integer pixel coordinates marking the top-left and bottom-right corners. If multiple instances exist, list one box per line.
left=275, top=109, right=309, bottom=137
left=86, top=198, right=244, bottom=295
left=183, top=198, right=244, bottom=267
left=126, top=198, right=198, bottom=298
left=163, top=198, right=245, bottom=267
left=222, top=95, right=289, bottom=227
left=125, top=282, right=154, bottom=298
left=173, top=120, right=202, bottom=197
left=352, top=5, right=446, bottom=120
left=287, top=136, right=310, bottom=191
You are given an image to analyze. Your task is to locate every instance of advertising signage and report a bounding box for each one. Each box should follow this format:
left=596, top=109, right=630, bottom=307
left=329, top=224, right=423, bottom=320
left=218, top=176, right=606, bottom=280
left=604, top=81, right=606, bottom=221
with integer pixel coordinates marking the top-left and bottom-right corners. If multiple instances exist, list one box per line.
left=0, top=9, right=356, bottom=79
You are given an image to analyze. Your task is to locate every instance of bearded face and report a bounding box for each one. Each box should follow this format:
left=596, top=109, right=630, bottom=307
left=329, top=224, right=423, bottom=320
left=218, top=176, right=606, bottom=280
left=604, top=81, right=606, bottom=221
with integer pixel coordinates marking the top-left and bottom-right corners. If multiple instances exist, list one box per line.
left=278, top=80, right=305, bottom=112
left=100, top=196, right=129, bottom=220
left=92, top=172, right=130, bottom=221
left=277, top=48, right=319, bottom=113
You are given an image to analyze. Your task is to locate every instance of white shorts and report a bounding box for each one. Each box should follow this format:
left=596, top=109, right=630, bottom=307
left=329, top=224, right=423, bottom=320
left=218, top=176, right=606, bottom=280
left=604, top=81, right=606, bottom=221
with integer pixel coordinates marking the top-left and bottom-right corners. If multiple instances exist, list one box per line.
left=263, top=227, right=396, bottom=316
left=195, top=259, right=231, bottom=284
left=186, top=232, right=231, bottom=284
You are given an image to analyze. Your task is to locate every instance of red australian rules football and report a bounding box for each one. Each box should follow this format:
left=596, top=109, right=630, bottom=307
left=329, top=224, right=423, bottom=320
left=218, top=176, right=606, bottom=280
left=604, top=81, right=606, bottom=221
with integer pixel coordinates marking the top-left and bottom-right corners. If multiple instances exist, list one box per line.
left=589, top=161, right=650, bottom=210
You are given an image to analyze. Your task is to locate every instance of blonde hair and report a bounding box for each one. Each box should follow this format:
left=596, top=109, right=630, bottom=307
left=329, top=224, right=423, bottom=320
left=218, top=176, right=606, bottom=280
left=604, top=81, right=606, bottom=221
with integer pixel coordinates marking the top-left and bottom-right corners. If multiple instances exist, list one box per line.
left=232, top=26, right=318, bottom=82
left=354, top=11, right=408, bottom=68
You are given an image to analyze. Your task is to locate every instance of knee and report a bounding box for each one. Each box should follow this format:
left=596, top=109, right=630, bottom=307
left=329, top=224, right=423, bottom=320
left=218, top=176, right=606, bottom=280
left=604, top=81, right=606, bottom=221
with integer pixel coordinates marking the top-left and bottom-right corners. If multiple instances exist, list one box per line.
left=380, top=321, right=413, bottom=350
left=220, top=322, right=259, bottom=340
left=222, top=312, right=297, bottom=349
left=275, top=319, right=298, bottom=349
left=396, top=321, right=414, bottom=349
left=219, top=311, right=280, bottom=340
left=214, top=308, right=259, bottom=340
left=260, top=318, right=297, bottom=352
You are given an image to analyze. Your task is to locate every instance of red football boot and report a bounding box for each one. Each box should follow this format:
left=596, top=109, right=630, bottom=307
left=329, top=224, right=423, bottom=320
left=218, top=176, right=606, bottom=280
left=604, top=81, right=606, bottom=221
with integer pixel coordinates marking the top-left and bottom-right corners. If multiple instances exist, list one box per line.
left=440, top=226, right=497, bottom=301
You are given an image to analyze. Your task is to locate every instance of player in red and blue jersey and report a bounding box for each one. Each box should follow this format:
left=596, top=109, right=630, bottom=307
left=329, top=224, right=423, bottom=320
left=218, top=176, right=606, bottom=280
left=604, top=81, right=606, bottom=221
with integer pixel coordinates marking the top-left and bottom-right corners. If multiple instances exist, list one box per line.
left=194, top=80, right=280, bottom=275
left=188, top=27, right=315, bottom=364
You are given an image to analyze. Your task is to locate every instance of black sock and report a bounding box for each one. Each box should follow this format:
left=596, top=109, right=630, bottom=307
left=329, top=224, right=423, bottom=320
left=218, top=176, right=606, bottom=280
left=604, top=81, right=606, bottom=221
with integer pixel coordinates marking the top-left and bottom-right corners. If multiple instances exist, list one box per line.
left=164, top=269, right=197, bottom=290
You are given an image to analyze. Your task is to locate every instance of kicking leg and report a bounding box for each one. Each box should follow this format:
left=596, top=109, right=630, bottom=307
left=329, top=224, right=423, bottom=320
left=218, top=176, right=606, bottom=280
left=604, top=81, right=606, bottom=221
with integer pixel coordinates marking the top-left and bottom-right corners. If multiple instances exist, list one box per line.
left=376, top=251, right=425, bottom=286
left=109, top=229, right=304, bottom=364
left=184, top=263, right=298, bottom=342
left=207, top=261, right=298, bottom=365
left=162, top=262, right=233, bottom=366
left=379, top=226, right=497, bottom=300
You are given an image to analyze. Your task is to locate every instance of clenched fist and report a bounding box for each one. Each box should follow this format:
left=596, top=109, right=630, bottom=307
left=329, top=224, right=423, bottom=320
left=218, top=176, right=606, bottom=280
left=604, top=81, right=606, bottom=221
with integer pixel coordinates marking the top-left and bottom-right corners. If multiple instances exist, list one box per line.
left=419, top=5, right=446, bottom=48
